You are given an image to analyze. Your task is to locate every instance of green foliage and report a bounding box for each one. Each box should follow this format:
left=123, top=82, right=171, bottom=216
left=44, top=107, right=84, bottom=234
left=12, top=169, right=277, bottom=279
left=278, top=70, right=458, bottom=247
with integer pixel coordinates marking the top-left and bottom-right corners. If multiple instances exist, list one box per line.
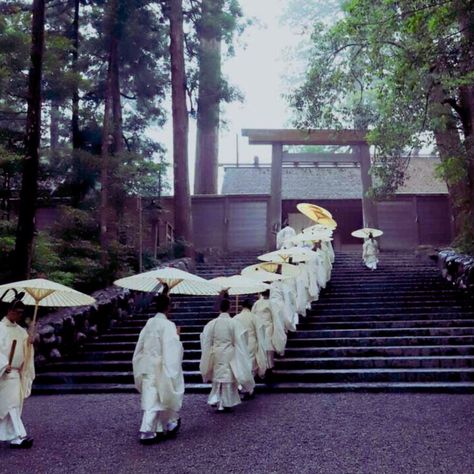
left=435, top=155, right=468, bottom=187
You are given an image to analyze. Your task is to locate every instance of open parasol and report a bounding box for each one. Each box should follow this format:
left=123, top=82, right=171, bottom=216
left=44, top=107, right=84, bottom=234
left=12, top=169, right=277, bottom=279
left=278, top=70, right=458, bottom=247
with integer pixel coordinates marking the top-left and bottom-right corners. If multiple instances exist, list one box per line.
left=258, top=247, right=318, bottom=264
left=351, top=228, right=384, bottom=239
left=210, top=275, right=270, bottom=310
left=291, top=229, right=333, bottom=245
left=297, top=203, right=337, bottom=230
left=210, top=275, right=269, bottom=296
left=114, top=267, right=221, bottom=296
left=241, top=264, right=286, bottom=283
left=259, top=262, right=302, bottom=278
left=0, top=278, right=96, bottom=330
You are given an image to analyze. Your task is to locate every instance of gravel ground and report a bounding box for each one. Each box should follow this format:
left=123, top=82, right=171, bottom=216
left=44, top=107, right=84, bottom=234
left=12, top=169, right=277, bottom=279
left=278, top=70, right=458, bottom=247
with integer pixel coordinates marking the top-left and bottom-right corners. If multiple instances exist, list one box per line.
left=0, top=393, right=473, bottom=474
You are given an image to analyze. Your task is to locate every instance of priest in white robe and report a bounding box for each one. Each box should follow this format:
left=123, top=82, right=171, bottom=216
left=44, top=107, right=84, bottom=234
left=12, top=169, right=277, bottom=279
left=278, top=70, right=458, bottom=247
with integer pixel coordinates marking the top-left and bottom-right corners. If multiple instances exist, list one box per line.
left=363, top=234, right=380, bottom=270
left=200, top=299, right=255, bottom=411
left=276, top=222, right=296, bottom=249
left=271, top=280, right=298, bottom=332
left=322, top=240, right=335, bottom=264
left=252, top=290, right=287, bottom=369
left=313, top=242, right=332, bottom=287
left=234, top=299, right=267, bottom=378
left=294, top=265, right=311, bottom=315
left=133, top=294, right=184, bottom=444
left=0, top=300, right=34, bottom=449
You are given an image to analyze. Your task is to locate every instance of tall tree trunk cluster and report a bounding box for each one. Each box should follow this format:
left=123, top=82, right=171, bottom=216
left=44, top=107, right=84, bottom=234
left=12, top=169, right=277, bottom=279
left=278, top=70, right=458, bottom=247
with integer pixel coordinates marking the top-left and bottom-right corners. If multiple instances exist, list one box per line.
left=14, top=0, right=46, bottom=280
left=100, top=0, right=124, bottom=260
left=194, top=0, right=223, bottom=195
left=169, top=0, right=193, bottom=256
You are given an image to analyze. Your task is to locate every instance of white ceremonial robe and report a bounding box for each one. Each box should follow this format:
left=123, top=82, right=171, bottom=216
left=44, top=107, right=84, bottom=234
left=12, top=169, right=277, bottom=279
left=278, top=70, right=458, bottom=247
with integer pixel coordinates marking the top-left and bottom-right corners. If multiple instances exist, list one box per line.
left=276, top=226, right=296, bottom=249
left=305, top=258, right=321, bottom=302
left=200, top=313, right=255, bottom=408
left=271, top=281, right=298, bottom=332
left=323, top=240, right=335, bottom=264
left=133, top=313, right=184, bottom=434
left=269, top=281, right=287, bottom=328
left=234, top=309, right=267, bottom=378
left=363, top=239, right=380, bottom=270
left=281, top=280, right=299, bottom=331
left=0, top=317, right=34, bottom=442
left=317, top=247, right=333, bottom=284
left=295, top=266, right=311, bottom=315
left=252, top=298, right=287, bottom=369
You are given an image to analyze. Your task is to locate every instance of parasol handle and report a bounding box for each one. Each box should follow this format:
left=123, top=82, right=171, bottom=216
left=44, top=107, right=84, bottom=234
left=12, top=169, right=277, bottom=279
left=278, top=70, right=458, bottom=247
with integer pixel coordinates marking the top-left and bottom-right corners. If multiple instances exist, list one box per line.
left=28, top=302, right=40, bottom=338
left=8, top=340, right=17, bottom=366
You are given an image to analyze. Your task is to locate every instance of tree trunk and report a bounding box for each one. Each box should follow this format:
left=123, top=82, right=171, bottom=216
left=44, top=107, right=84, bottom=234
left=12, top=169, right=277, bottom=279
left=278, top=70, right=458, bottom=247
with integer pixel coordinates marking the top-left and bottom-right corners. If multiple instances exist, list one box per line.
left=100, top=0, right=125, bottom=257
left=455, top=1, right=474, bottom=244
left=194, top=0, right=222, bottom=195
left=100, top=54, right=113, bottom=261
left=71, top=0, right=80, bottom=150
left=430, top=81, right=472, bottom=242
left=69, top=0, right=82, bottom=207
left=111, top=35, right=124, bottom=155
left=14, top=0, right=46, bottom=280
left=169, top=0, right=193, bottom=256
left=50, top=100, right=60, bottom=150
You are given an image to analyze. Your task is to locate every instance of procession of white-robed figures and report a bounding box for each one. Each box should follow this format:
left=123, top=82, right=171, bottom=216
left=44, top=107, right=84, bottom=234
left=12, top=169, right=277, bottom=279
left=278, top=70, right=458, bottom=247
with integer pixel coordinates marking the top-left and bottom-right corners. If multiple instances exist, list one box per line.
left=0, top=203, right=383, bottom=448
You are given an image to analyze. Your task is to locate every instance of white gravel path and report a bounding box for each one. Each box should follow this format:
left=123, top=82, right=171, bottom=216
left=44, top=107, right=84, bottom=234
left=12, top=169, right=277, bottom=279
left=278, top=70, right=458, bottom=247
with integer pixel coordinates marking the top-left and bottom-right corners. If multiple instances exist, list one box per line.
left=1, top=393, right=473, bottom=474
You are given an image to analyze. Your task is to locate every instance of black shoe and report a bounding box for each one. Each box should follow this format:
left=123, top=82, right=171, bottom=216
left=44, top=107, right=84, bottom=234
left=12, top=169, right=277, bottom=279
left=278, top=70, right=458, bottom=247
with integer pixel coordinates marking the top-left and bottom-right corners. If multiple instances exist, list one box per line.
left=166, top=418, right=181, bottom=438
left=10, top=437, right=33, bottom=449
left=139, top=433, right=163, bottom=445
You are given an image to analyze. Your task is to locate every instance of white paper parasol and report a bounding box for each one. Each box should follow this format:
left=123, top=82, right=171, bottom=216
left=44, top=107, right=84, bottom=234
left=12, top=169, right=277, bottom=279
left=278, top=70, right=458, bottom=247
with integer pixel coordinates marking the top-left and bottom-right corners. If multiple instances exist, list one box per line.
left=292, top=229, right=333, bottom=245
left=114, top=267, right=220, bottom=296
left=296, top=204, right=337, bottom=230
left=351, top=228, right=384, bottom=239
left=210, top=275, right=269, bottom=296
left=259, top=262, right=302, bottom=278
left=258, top=247, right=318, bottom=264
left=0, top=278, right=96, bottom=328
left=241, top=264, right=286, bottom=282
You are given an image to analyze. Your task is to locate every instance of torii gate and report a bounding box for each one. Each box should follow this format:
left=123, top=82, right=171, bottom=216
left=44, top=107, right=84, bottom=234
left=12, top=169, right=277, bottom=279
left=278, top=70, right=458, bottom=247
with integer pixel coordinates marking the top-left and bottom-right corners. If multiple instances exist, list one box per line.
left=242, top=129, right=379, bottom=245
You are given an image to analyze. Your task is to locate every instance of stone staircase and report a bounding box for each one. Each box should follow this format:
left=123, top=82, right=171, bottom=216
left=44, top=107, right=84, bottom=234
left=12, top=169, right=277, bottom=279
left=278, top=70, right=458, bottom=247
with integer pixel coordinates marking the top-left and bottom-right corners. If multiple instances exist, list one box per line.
left=33, top=251, right=474, bottom=394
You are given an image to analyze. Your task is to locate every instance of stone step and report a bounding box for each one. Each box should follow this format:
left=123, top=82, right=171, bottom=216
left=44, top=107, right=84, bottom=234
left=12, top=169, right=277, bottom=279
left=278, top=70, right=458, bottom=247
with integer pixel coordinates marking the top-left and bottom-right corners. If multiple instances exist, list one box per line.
left=73, top=345, right=474, bottom=362
left=285, top=335, right=474, bottom=348
left=270, top=368, right=474, bottom=383
left=97, top=327, right=474, bottom=343
left=31, top=381, right=474, bottom=395
left=132, top=312, right=474, bottom=325
left=34, top=367, right=474, bottom=385
left=114, top=319, right=474, bottom=334
left=39, top=355, right=474, bottom=374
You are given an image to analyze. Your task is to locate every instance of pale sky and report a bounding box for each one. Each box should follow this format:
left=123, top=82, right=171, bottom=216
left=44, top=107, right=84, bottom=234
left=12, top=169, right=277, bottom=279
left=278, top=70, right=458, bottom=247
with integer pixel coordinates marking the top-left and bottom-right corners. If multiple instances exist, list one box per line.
left=156, top=0, right=303, bottom=194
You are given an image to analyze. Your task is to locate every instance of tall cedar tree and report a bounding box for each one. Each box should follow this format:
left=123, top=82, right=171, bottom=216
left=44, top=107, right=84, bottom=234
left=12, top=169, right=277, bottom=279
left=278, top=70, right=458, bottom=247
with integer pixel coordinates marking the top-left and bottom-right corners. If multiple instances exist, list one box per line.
left=100, top=0, right=124, bottom=258
left=194, top=0, right=222, bottom=195
left=14, top=0, right=46, bottom=279
left=168, top=0, right=193, bottom=254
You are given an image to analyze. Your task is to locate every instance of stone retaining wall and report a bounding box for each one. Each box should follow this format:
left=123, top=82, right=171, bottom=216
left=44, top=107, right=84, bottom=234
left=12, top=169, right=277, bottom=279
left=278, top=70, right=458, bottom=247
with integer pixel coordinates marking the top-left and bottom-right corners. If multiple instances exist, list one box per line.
left=438, top=250, right=474, bottom=292
left=34, top=257, right=193, bottom=365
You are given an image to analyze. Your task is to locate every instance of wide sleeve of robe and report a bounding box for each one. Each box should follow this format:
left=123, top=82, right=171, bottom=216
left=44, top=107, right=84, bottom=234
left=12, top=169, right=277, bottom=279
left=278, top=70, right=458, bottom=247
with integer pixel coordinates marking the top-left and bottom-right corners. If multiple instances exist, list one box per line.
left=199, top=319, right=216, bottom=383
left=20, top=336, right=35, bottom=402
left=132, top=321, right=149, bottom=393
left=269, top=303, right=287, bottom=356
left=157, top=321, right=184, bottom=413
left=253, top=315, right=268, bottom=377
left=230, top=319, right=256, bottom=393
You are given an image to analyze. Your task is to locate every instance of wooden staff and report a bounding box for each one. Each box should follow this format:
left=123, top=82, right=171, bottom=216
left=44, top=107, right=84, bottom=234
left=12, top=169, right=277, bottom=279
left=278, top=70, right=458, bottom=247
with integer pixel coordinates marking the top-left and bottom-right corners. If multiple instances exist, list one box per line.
left=8, top=339, right=17, bottom=366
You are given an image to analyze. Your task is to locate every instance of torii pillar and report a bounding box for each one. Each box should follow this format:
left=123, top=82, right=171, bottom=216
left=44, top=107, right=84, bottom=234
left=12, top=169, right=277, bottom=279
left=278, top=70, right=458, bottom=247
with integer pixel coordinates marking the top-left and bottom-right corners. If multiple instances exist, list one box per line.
left=268, top=144, right=283, bottom=245
left=358, top=144, right=379, bottom=228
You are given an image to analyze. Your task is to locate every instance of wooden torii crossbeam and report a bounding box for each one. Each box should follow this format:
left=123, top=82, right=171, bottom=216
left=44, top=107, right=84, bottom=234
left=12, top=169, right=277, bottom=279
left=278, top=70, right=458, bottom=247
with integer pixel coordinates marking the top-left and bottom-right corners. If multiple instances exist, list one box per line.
left=241, top=129, right=378, bottom=247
